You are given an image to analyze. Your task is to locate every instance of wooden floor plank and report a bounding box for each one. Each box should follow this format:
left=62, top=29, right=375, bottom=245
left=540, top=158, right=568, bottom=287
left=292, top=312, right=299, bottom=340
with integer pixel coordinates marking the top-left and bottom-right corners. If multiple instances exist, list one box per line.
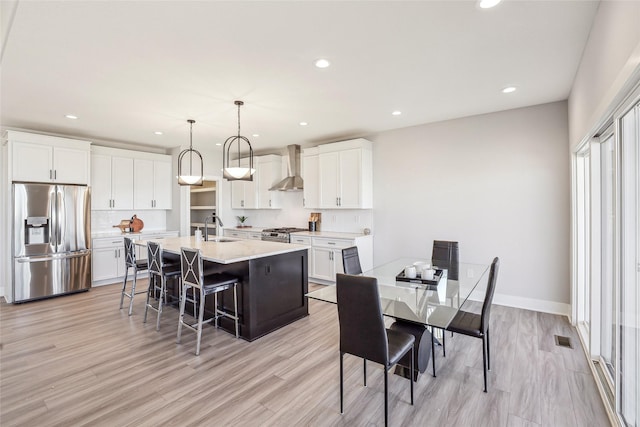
left=0, top=282, right=610, bottom=426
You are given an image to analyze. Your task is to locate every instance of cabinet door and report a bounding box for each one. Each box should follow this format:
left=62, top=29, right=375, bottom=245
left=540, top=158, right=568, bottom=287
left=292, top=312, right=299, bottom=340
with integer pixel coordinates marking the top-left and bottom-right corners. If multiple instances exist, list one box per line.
left=319, top=151, right=339, bottom=208
left=152, top=160, right=172, bottom=209
left=91, top=154, right=113, bottom=209
left=12, top=142, right=53, bottom=182
left=231, top=180, right=245, bottom=209
left=311, top=247, right=335, bottom=281
left=133, top=159, right=155, bottom=209
left=112, top=157, right=134, bottom=210
left=54, top=146, right=89, bottom=184
left=338, top=149, right=361, bottom=208
left=243, top=179, right=257, bottom=209
left=92, top=247, right=120, bottom=282
left=302, top=154, right=319, bottom=208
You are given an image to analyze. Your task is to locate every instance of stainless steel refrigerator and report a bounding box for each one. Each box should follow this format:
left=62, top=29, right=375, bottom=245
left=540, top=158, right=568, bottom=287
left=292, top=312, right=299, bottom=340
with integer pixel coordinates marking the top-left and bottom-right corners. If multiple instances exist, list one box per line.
left=13, top=183, right=91, bottom=302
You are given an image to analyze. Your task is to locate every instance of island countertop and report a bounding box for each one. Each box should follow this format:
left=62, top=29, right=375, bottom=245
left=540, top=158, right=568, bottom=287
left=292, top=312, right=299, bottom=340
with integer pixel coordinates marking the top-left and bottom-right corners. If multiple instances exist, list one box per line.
left=138, top=236, right=309, bottom=264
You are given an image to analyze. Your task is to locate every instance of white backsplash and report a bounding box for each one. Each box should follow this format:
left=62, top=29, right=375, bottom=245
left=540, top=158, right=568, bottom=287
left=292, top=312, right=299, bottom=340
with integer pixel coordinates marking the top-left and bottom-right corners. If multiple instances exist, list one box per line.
left=91, top=210, right=167, bottom=233
left=231, top=191, right=373, bottom=233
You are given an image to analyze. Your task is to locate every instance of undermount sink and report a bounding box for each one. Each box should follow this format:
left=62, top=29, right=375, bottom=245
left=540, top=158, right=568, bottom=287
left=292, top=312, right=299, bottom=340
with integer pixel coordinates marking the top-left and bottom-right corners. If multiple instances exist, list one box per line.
left=206, top=238, right=235, bottom=243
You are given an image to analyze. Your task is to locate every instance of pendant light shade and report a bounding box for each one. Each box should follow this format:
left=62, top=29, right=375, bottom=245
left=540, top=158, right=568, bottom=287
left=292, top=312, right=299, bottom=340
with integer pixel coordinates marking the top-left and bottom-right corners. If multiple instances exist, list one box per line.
left=223, top=100, right=255, bottom=181
left=177, top=119, right=204, bottom=186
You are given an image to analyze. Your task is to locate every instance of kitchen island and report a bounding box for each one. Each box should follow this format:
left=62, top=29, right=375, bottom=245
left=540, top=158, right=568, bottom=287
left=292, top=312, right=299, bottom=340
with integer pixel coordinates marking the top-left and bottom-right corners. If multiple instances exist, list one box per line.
left=139, top=236, right=309, bottom=341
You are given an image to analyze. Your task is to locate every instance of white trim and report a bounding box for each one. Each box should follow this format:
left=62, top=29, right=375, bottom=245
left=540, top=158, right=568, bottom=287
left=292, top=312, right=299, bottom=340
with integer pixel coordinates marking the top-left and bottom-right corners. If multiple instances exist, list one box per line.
left=469, top=290, right=571, bottom=316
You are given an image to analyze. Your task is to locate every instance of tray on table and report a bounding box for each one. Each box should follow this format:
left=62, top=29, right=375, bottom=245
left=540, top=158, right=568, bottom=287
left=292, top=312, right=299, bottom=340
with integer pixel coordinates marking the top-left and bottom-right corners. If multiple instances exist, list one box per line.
left=396, top=268, right=443, bottom=288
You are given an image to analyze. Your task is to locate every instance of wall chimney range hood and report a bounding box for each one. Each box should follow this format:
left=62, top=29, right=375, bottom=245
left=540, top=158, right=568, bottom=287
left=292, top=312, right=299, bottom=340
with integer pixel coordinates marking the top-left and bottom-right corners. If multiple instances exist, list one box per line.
left=270, top=144, right=304, bottom=191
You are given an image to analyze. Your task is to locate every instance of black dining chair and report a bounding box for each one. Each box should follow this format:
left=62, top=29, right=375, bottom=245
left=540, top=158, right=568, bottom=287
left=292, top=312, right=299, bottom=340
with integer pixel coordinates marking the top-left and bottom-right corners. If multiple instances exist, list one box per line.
left=431, top=240, right=459, bottom=280
left=336, top=273, right=414, bottom=427
left=341, top=246, right=362, bottom=275
left=445, top=256, right=500, bottom=392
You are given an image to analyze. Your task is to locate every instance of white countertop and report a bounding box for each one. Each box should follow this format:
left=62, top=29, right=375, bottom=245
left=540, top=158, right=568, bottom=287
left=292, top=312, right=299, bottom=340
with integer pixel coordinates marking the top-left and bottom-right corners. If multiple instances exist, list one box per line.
left=92, top=229, right=179, bottom=239
left=137, top=236, right=309, bottom=264
left=290, top=230, right=372, bottom=239
left=222, top=227, right=265, bottom=232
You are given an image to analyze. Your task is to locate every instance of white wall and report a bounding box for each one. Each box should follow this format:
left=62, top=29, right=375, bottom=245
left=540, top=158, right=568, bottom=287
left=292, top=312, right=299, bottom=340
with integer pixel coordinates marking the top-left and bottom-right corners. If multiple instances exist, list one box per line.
left=368, top=101, right=570, bottom=308
left=568, top=0, right=640, bottom=147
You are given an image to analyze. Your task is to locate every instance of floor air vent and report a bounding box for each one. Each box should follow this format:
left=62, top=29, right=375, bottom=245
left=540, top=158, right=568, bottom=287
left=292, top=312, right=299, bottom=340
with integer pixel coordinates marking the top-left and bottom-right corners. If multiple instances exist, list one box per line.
left=554, top=335, right=573, bottom=348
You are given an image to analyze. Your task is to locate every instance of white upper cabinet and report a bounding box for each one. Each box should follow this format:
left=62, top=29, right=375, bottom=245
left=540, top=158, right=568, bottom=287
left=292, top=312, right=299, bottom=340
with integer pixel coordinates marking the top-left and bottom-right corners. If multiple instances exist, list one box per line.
left=302, top=147, right=319, bottom=209
left=256, top=155, right=282, bottom=209
left=91, top=153, right=134, bottom=210
left=317, top=139, right=373, bottom=209
left=133, top=158, right=172, bottom=210
left=231, top=155, right=282, bottom=210
left=8, top=131, right=90, bottom=184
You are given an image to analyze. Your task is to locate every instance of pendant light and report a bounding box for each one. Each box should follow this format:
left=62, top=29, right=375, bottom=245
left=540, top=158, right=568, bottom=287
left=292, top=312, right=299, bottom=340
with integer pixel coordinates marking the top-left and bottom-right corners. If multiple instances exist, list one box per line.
left=177, top=119, right=204, bottom=186
left=223, top=100, right=255, bottom=181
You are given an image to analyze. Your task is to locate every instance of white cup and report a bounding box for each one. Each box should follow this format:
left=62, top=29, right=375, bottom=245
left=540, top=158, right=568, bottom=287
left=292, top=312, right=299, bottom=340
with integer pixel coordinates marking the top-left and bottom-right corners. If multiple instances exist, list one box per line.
left=422, top=268, right=436, bottom=280
left=404, top=265, right=417, bottom=279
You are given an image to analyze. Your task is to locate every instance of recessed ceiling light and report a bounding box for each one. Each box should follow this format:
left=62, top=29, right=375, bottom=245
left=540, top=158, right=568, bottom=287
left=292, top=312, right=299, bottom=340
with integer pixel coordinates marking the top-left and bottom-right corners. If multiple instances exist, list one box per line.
left=479, top=0, right=502, bottom=8
left=392, top=111, right=402, bottom=116
left=252, top=134, right=259, bottom=137
left=215, top=143, right=222, bottom=146
left=299, top=122, right=308, bottom=126
left=154, top=131, right=163, bottom=135
left=315, top=59, right=330, bottom=68
left=502, top=86, right=517, bottom=93
left=65, top=114, right=78, bottom=119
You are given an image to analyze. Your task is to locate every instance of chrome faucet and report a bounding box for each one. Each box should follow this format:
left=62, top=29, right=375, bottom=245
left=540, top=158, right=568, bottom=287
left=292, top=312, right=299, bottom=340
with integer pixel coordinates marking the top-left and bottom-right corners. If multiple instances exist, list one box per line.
left=203, top=214, right=224, bottom=241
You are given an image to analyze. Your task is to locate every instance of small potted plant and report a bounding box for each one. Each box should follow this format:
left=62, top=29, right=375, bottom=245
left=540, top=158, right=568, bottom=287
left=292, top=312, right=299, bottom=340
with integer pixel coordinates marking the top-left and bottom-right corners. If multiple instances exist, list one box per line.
left=236, top=216, right=249, bottom=228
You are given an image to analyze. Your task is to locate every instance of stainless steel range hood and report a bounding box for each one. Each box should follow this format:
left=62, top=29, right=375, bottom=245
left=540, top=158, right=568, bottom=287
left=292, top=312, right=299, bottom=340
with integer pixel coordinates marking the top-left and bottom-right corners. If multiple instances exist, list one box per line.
left=269, top=144, right=304, bottom=191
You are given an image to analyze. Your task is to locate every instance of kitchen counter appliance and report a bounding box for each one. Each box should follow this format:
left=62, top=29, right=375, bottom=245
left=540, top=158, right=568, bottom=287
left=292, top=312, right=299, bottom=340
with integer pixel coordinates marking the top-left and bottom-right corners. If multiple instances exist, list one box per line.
left=12, top=183, right=91, bottom=302
left=261, top=227, right=308, bottom=243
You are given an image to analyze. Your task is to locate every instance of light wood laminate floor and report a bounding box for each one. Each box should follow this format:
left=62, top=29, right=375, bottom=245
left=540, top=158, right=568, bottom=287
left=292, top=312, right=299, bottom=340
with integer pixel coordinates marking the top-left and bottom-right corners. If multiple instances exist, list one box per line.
left=1, top=281, right=610, bottom=426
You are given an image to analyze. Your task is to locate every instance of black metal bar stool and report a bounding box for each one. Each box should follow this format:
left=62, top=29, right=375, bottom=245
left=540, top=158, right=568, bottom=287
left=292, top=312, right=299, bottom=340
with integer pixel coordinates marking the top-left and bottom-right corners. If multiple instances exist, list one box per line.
left=119, top=237, right=148, bottom=316
left=177, top=247, right=240, bottom=355
left=144, top=241, right=181, bottom=330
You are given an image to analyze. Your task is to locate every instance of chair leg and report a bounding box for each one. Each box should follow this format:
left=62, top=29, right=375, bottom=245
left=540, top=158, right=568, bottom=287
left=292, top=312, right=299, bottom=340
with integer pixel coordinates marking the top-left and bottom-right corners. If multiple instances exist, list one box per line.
left=214, top=292, right=219, bottom=328
left=195, top=289, right=205, bottom=356
left=363, top=359, right=367, bottom=386
left=143, top=274, right=152, bottom=323
left=340, top=352, right=344, bottom=415
left=177, top=283, right=188, bottom=344
left=233, top=284, right=239, bottom=338
left=487, top=328, right=491, bottom=371
left=156, top=276, right=165, bottom=331
left=442, top=328, right=446, bottom=357
left=410, top=344, right=414, bottom=405
left=431, top=328, right=437, bottom=377
left=119, top=266, right=129, bottom=309
left=128, top=269, right=137, bottom=316
left=482, top=335, right=488, bottom=392
left=384, top=367, right=389, bottom=427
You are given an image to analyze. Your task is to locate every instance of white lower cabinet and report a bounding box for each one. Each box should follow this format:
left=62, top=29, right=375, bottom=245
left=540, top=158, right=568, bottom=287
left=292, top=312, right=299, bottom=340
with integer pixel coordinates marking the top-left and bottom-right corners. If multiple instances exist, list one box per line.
left=91, top=231, right=178, bottom=286
left=92, top=237, right=126, bottom=284
left=292, top=233, right=373, bottom=284
left=223, top=229, right=262, bottom=240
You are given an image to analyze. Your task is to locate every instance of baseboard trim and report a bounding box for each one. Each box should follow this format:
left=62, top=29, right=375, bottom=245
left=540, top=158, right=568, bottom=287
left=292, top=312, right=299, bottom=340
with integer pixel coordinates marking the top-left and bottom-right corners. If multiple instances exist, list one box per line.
left=469, top=290, right=571, bottom=316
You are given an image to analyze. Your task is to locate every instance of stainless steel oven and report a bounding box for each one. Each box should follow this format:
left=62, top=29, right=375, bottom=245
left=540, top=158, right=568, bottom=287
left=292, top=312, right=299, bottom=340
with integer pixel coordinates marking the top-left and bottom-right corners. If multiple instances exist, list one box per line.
left=261, top=227, right=307, bottom=243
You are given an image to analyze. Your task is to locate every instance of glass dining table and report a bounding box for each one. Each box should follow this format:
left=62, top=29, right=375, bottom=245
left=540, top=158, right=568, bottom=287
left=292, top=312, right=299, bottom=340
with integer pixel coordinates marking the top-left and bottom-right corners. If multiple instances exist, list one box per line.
left=306, top=257, right=491, bottom=378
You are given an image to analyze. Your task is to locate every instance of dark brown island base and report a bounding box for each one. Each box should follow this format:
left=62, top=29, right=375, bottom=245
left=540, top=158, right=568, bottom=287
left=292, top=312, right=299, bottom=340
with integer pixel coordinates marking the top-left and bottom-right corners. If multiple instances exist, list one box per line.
left=138, top=236, right=309, bottom=341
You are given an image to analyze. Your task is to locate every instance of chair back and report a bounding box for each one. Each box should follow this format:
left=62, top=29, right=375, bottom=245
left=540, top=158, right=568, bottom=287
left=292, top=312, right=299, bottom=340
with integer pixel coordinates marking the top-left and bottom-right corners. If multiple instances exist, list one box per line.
left=124, top=237, right=137, bottom=268
left=336, top=273, right=388, bottom=365
left=181, top=247, right=204, bottom=290
left=342, top=246, right=362, bottom=275
left=147, top=241, right=163, bottom=275
left=431, top=240, right=459, bottom=280
left=481, top=257, right=500, bottom=332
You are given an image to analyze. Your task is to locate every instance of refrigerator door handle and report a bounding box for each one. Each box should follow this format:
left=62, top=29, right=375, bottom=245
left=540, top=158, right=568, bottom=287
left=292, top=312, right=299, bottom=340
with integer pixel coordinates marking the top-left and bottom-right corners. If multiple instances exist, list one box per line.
left=16, top=250, right=92, bottom=263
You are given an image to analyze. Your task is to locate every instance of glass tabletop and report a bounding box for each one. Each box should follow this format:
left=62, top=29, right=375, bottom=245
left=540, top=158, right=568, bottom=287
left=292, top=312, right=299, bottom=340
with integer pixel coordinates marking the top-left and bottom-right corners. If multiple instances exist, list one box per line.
left=306, top=258, right=490, bottom=329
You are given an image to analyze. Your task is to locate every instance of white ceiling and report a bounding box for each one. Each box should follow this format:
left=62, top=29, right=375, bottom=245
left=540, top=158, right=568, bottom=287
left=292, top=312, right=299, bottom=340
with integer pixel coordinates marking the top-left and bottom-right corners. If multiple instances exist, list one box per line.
left=1, top=0, right=599, bottom=154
